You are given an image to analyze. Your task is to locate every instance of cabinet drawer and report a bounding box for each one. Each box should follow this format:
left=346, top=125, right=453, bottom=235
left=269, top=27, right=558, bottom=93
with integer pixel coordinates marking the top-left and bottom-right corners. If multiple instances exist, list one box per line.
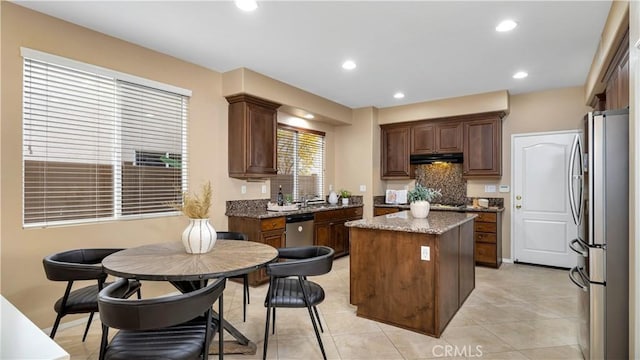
left=475, top=243, right=496, bottom=264
left=475, top=232, right=497, bottom=244
left=475, top=212, right=497, bottom=222
left=345, top=207, right=363, bottom=218
left=475, top=222, right=497, bottom=233
left=315, top=209, right=343, bottom=223
left=261, top=217, right=285, bottom=231
left=374, top=207, right=400, bottom=216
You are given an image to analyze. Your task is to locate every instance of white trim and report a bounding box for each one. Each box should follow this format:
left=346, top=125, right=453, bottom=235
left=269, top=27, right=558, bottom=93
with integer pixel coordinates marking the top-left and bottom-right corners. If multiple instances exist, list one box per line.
left=502, top=258, right=514, bottom=264
left=20, top=47, right=192, bottom=97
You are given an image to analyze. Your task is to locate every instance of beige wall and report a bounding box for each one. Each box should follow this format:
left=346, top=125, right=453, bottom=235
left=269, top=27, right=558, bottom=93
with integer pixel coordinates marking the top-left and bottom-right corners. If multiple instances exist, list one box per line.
left=222, top=68, right=353, bottom=125
left=378, top=90, right=509, bottom=124
left=334, top=107, right=378, bottom=218
left=1, top=3, right=231, bottom=327
left=467, top=86, right=591, bottom=259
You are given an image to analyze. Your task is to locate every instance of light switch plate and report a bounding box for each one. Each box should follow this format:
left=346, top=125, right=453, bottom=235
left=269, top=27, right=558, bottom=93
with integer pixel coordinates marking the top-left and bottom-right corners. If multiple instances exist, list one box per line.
left=261, top=185, right=267, bottom=194
left=241, top=185, right=247, bottom=194
left=499, top=185, right=510, bottom=193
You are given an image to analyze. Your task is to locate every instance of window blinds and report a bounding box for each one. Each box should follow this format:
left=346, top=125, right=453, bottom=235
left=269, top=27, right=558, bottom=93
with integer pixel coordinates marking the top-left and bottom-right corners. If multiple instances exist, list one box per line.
left=22, top=52, right=188, bottom=227
left=273, top=125, right=325, bottom=202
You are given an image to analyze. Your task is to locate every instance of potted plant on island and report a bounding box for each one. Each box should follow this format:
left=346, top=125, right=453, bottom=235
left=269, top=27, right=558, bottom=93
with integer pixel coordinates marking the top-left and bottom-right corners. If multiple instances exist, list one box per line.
left=407, top=184, right=441, bottom=219
left=339, top=189, right=351, bottom=205
left=170, top=181, right=217, bottom=254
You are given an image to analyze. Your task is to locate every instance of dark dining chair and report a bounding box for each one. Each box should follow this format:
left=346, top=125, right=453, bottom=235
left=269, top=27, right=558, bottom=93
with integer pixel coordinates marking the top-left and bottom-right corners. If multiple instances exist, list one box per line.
left=262, top=246, right=334, bottom=360
left=217, top=231, right=250, bottom=322
left=98, top=277, right=226, bottom=360
left=42, top=248, right=142, bottom=341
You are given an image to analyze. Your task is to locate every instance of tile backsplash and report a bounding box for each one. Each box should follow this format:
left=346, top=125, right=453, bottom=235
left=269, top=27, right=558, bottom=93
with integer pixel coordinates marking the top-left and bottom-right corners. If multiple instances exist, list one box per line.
left=415, top=163, right=466, bottom=205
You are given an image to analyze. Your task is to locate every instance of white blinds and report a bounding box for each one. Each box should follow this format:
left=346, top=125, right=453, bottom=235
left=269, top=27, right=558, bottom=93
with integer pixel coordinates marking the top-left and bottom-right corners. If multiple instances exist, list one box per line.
left=22, top=53, right=188, bottom=227
left=272, top=125, right=325, bottom=202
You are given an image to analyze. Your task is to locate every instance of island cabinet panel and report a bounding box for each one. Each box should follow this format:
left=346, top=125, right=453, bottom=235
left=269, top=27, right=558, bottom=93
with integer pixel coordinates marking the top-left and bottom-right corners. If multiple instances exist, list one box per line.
left=228, top=216, right=285, bottom=286
left=349, top=218, right=475, bottom=338
left=458, top=220, right=475, bottom=306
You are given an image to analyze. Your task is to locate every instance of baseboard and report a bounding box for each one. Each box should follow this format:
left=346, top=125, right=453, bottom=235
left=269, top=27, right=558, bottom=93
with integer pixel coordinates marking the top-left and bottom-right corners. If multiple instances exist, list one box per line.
left=502, top=258, right=513, bottom=264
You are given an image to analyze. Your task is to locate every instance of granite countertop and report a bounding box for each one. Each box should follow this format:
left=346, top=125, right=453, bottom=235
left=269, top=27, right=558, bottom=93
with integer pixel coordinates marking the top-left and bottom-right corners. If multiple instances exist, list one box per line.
left=345, top=211, right=477, bottom=235
left=374, top=203, right=504, bottom=213
left=226, top=202, right=363, bottom=219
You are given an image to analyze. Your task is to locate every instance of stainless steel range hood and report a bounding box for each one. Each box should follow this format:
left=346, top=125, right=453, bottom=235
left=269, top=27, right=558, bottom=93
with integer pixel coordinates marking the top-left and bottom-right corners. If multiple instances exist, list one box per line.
left=409, top=153, right=463, bottom=164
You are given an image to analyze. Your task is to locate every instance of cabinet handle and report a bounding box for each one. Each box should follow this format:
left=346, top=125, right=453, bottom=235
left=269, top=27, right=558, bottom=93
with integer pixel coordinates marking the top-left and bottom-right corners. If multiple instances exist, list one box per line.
left=516, top=205, right=521, bottom=209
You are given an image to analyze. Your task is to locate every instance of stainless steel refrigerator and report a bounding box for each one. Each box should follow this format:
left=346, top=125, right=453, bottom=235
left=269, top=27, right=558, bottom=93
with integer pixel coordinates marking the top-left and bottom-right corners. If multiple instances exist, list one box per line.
left=568, top=109, right=629, bottom=360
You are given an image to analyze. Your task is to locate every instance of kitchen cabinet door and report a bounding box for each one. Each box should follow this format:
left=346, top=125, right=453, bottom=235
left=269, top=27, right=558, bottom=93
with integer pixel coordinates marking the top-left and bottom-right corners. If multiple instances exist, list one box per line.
left=463, top=116, right=502, bottom=177
left=411, top=123, right=435, bottom=154
left=381, top=125, right=411, bottom=179
left=436, top=122, right=463, bottom=153
left=226, top=94, right=280, bottom=179
left=314, top=221, right=332, bottom=249
left=411, top=122, right=462, bottom=154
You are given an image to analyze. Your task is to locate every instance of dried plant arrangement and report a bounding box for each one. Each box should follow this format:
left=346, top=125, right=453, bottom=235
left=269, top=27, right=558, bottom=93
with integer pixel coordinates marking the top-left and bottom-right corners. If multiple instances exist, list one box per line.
left=170, top=182, right=212, bottom=219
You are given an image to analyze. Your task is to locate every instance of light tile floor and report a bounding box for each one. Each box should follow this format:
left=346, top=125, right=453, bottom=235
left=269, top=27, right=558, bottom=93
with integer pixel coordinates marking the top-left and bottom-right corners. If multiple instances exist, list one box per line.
left=55, top=256, right=582, bottom=359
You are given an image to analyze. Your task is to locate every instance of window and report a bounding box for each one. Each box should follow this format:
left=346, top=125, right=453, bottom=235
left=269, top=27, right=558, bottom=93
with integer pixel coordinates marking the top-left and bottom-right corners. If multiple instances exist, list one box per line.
left=272, top=125, right=325, bottom=202
left=22, top=48, right=190, bottom=227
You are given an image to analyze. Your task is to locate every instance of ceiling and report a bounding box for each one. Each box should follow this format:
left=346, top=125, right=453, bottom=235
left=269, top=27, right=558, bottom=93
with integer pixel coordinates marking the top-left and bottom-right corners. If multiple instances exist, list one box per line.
left=14, top=1, right=612, bottom=109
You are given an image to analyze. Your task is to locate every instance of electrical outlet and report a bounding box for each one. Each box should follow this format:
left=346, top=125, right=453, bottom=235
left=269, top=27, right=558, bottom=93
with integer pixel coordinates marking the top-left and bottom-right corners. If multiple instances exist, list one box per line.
left=499, top=185, right=510, bottom=193
left=359, top=185, right=366, bottom=192
left=421, top=246, right=430, bottom=261
left=261, top=185, right=267, bottom=194
left=241, top=185, right=247, bottom=194
left=329, top=184, right=333, bottom=191
left=485, top=185, right=496, bottom=193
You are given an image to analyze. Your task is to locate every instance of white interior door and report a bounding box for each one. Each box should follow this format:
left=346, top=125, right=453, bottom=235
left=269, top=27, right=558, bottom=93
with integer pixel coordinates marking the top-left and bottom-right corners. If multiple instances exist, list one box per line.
left=512, top=131, right=580, bottom=268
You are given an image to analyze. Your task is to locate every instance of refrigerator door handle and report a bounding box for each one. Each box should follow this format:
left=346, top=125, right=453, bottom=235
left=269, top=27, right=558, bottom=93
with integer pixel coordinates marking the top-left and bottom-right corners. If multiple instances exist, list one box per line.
left=569, top=266, right=588, bottom=291
left=569, top=238, right=588, bottom=257
left=567, top=135, right=584, bottom=225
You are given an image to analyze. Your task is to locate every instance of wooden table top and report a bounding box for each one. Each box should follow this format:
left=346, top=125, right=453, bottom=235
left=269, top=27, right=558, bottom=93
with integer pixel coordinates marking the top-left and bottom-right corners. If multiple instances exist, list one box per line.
left=102, top=240, right=279, bottom=281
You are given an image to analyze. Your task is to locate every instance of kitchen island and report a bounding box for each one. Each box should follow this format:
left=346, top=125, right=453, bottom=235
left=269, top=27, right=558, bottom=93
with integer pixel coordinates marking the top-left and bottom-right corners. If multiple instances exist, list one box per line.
left=346, top=211, right=476, bottom=338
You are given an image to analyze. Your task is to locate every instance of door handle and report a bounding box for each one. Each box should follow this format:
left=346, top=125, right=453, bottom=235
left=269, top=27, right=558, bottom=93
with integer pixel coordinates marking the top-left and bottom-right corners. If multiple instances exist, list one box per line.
left=569, top=266, right=588, bottom=292
left=515, top=205, right=521, bottom=209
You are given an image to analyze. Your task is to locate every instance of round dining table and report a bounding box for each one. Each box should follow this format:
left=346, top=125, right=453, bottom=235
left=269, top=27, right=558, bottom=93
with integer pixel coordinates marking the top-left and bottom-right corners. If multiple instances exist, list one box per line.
left=102, top=239, right=279, bottom=355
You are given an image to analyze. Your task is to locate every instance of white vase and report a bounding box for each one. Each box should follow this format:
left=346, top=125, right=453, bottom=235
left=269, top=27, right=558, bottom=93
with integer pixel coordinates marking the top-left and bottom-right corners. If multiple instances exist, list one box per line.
left=328, top=191, right=338, bottom=205
left=410, top=201, right=430, bottom=219
left=182, top=218, right=217, bottom=254
left=342, top=197, right=349, bottom=205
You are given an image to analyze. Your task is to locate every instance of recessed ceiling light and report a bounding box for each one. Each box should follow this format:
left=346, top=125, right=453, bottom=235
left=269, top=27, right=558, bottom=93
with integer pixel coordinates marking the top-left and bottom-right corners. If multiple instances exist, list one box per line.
left=513, top=71, right=528, bottom=79
left=304, top=114, right=315, bottom=119
left=393, top=92, right=405, bottom=99
left=496, top=20, right=517, bottom=32
left=235, top=0, right=258, bottom=12
left=342, top=60, right=357, bottom=70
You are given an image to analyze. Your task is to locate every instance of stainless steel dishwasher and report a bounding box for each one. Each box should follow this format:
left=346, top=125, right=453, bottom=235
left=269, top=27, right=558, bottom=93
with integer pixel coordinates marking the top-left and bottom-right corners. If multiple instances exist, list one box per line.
left=285, top=213, right=314, bottom=247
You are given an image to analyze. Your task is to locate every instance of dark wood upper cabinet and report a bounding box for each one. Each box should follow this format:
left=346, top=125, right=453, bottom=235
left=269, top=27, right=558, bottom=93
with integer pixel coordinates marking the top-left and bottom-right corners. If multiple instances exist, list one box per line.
left=226, top=94, right=281, bottom=179
left=411, top=122, right=462, bottom=154
left=603, top=29, right=629, bottom=111
left=381, top=125, right=411, bottom=179
left=462, top=114, right=502, bottom=178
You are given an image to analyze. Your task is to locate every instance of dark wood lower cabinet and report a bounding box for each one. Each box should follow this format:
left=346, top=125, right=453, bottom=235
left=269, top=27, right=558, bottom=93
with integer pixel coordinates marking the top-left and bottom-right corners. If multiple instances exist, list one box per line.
left=373, top=206, right=401, bottom=216
left=471, top=212, right=502, bottom=268
left=228, top=216, right=285, bottom=286
left=314, top=207, right=363, bottom=257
